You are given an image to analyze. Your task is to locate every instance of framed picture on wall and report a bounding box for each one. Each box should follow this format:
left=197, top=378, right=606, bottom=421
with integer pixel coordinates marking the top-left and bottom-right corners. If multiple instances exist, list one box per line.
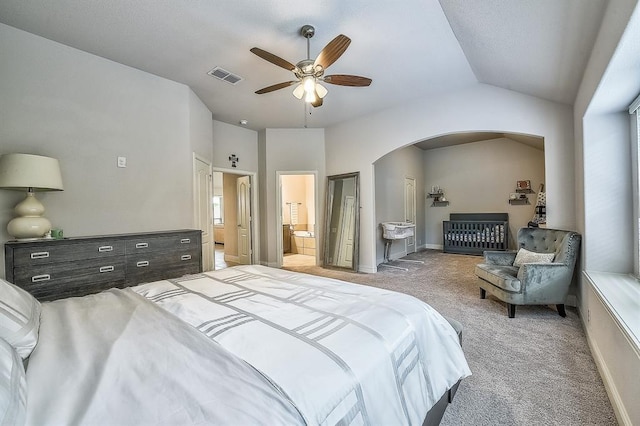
left=516, top=180, right=531, bottom=191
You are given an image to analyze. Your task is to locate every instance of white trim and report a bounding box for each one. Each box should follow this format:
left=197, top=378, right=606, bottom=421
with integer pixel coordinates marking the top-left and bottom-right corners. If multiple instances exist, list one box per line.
left=192, top=153, right=213, bottom=271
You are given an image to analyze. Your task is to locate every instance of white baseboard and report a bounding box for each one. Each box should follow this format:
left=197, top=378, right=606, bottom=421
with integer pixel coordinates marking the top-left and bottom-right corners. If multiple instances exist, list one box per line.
left=359, top=265, right=377, bottom=273
left=424, top=244, right=443, bottom=250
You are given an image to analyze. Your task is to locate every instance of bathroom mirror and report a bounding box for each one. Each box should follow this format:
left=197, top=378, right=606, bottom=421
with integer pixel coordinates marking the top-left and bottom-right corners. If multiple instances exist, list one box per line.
left=323, top=172, right=360, bottom=271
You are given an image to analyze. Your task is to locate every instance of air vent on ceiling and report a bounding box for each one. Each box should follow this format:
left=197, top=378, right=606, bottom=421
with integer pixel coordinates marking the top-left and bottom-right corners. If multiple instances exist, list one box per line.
left=207, top=66, right=243, bottom=85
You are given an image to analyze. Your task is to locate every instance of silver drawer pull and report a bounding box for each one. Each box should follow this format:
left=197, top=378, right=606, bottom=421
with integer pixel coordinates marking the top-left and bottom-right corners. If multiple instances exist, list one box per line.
left=135, top=242, right=148, bottom=249
left=31, top=274, right=51, bottom=283
left=180, top=238, right=191, bottom=244
left=99, top=266, right=115, bottom=273
left=136, top=261, right=149, bottom=267
left=30, top=251, right=50, bottom=259
left=181, top=255, right=192, bottom=261
left=98, top=245, right=113, bottom=252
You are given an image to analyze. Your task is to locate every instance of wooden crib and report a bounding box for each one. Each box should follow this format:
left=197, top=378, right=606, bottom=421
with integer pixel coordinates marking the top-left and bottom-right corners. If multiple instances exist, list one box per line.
left=443, top=213, right=509, bottom=255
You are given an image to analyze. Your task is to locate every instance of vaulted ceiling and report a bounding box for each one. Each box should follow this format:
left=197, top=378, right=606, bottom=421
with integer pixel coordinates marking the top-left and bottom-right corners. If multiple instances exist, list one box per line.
left=0, top=0, right=607, bottom=132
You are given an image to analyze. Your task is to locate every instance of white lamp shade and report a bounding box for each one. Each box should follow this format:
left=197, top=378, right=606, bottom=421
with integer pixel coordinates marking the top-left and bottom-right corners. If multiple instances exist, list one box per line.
left=0, top=153, right=64, bottom=191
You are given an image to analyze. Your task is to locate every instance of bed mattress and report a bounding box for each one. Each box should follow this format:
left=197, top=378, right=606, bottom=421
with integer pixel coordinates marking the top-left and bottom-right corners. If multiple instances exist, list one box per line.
left=25, top=265, right=471, bottom=425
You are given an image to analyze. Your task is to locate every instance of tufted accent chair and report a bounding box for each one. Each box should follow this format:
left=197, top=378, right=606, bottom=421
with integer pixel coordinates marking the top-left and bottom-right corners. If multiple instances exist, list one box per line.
left=474, top=227, right=581, bottom=318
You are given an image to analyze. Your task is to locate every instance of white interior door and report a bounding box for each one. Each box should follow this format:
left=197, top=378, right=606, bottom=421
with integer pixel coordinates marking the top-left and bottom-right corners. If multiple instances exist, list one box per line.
left=404, top=177, right=416, bottom=254
left=237, top=175, right=251, bottom=264
left=193, top=155, right=213, bottom=271
left=336, top=195, right=356, bottom=267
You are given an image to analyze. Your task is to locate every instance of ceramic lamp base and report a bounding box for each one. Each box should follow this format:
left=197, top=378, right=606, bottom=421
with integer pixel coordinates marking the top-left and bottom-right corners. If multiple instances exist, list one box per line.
left=7, top=192, right=52, bottom=239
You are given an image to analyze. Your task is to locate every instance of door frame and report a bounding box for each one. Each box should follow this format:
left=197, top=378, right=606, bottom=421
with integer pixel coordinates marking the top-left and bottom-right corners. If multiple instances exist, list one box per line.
left=192, top=154, right=213, bottom=271
left=212, top=166, right=259, bottom=265
left=276, top=170, right=319, bottom=268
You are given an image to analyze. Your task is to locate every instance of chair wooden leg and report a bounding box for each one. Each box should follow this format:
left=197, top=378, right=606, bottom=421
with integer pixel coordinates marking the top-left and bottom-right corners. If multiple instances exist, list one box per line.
left=480, top=288, right=486, bottom=299
left=507, top=304, right=516, bottom=318
left=557, top=304, right=566, bottom=317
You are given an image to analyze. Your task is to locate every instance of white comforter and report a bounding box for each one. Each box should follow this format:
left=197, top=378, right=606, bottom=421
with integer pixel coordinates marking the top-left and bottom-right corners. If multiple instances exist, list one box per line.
left=132, top=265, right=471, bottom=425
left=26, top=287, right=305, bottom=425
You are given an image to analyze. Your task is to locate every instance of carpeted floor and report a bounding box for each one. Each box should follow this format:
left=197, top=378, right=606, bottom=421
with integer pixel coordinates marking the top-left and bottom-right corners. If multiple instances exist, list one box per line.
left=283, top=249, right=617, bottom=426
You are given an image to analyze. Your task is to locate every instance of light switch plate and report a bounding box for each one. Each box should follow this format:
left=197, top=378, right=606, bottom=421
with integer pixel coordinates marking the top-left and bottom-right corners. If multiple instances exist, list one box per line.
left=117, top=156, right=127, bottom=168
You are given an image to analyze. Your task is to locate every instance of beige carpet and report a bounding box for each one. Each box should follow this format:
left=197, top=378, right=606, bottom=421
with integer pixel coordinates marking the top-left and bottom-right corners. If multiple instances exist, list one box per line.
left=284, top=249, right=617, bottom=426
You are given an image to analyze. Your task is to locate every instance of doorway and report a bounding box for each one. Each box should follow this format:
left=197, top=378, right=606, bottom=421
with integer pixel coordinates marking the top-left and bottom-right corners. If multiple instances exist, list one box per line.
left=278, top=172, right=317, bottom=268
left=211, top=168, right=258, bottom=270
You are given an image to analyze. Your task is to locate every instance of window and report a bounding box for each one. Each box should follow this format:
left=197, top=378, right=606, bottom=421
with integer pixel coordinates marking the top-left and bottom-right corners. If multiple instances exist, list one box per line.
left=630, top=94, right=640, bottom=277
left=630, top=93, right=640, bottom=277
left=213, top=195, right=223, bottom=225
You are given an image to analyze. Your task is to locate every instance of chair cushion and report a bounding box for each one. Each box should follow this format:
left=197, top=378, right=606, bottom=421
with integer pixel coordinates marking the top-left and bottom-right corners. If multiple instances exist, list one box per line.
left=475, top=264, right=522, bottom=293
left=513, top=247, right=555, bottom=267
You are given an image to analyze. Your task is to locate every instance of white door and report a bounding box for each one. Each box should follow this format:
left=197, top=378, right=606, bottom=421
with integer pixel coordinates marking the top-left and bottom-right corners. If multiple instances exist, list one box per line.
left=336, top=195, right=356, bottom=267
left=404, top=177, right=416, bottom=254
left=194, top=156, right=213, bottom=271
left=237, top=175, right=251, bottom=264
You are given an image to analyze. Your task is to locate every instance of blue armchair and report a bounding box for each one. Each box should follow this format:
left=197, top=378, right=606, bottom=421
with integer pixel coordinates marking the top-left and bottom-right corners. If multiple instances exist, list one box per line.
left=474, top=227, right=581, bottom=318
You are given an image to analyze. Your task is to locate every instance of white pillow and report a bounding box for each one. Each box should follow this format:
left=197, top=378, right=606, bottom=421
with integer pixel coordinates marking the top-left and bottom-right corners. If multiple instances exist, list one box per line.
left=0, top=279, right=41, bottom=359
left=0, top=338, right=27, bottom=426
left=513, top=247, right=555, bottom=267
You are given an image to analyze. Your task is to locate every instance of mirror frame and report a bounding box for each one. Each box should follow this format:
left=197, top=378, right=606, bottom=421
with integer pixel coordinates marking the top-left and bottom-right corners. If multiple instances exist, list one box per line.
left=323, top=172, right=360, bottom=272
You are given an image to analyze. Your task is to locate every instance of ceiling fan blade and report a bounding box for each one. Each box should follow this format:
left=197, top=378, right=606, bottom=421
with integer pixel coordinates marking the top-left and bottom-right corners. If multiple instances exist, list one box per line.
left=314, top=34, right=351, bottom=69
left=250, top=47, right=296, bottom=71
left=323, top=74, right=372, bottom=87
left=255, top=81, right=299, bottom=94
left=311, top=96, right=323, bottom=108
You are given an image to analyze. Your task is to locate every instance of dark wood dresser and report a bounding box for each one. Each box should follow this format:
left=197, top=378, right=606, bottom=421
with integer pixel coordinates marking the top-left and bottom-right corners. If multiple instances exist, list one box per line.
left=4, top=229, right=202, bottom=301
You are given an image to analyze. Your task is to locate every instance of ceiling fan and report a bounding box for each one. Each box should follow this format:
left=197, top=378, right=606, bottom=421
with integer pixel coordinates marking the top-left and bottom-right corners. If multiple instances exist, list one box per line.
left=250, top=25, right=372, bottom=107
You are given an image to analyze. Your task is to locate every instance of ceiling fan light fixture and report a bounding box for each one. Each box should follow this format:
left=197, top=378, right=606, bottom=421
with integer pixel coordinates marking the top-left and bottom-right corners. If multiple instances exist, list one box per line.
left=251, top=25, right=371, bottom=108
left=302, top=76, right=317, bottom=103
left=315, top=83, right=328, bottom=99
left=292, top=84, right=304, bottom=100
left=304, top=90, right=316, bottom=103
left=303, top=76, right=315, bottom=93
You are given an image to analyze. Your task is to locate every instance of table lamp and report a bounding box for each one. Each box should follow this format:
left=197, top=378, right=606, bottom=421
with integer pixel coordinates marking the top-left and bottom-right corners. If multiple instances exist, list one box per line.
left=0, top=153, right=64, bottom=239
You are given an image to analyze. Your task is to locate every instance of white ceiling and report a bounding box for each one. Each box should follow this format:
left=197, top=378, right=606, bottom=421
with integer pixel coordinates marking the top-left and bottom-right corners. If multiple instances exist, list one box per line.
left=0, top=0, right=607, bottom=132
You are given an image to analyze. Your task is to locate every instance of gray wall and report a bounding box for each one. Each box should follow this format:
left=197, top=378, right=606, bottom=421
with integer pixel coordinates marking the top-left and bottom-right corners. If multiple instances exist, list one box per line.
left=325, top=84, right=575, bottom=273
left=373, top=137, right=545, bottom=266
left=572, top=1, right=640, bottom=423
left=258, top=128, right=325, bottom=267
left=0, top=24, right=212, bottom=278
left=374, top=145, right=426, bottom=265
left=423, top=138, right=545, bottom=250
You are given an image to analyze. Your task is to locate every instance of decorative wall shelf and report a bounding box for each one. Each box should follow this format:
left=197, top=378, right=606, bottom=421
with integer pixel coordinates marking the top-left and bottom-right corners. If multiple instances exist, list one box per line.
left=509, top=180, right=535, bottom=205
left=428, top=191, right=449, bottom=207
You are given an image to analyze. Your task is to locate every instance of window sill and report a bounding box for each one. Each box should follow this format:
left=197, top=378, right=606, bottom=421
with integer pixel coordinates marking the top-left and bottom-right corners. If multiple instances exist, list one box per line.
left=584, top=270, right=640, bottom=351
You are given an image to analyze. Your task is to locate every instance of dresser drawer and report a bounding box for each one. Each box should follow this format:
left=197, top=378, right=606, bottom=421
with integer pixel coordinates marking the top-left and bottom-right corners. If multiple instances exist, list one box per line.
left=5, top=229, right=202, bottom=300
left=125, top=234, right=198, bottom=254
left=126, top=248, right=201, bottom=284
left=11, top=240, right=124, bottom=267
left=13, top=258, right=126, bottom=301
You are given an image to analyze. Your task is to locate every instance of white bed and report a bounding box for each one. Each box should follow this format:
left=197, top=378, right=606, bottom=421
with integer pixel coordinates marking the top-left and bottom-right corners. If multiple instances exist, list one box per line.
left=1, top=265, right=471, bottom=425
